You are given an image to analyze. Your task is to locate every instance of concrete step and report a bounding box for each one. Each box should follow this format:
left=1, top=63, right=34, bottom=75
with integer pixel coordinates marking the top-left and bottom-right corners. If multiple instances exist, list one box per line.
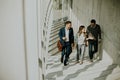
left=48, top=47, right=59, bottom=55
left=49, top=33, right=59, bottom=43
left=49, top=35, right=59, bottom=42
left=50, top=24, right=64, bottom=38
left=52, top=21, right=64, bottom=26
left=48, top=42, right=57, bottom=52
left=52, top=21, right=63, bottom=26
left=51, top=25, right=62, bottom=31
left=50, top=26, right=61, bottom=34
left=46, top=48, right=120, bottom=80
left=51, top=22, right=64, bottom=29
left=48, top=46, right=57, bottom=54
left=69, top=64, right=117, bottom=80
left=56, top=60, right=113, bottom=80
left=49, top=37, right=59, bottom=47
left=105, top=66, right=120, bottom=80
left=50, top=31, right=59, bottom=38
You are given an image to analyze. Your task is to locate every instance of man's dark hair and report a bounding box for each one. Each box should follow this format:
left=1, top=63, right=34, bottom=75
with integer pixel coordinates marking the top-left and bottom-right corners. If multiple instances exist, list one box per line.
left=91, top=19, right=96, bottom=24
left=65, top=21, right=71, bottom=25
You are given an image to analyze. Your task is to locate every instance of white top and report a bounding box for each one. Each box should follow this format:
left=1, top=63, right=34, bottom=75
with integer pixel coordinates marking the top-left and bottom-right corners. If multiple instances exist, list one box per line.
left=65, top=27, right=69, bottom=42
left=77, top=33, right=85, bottom=45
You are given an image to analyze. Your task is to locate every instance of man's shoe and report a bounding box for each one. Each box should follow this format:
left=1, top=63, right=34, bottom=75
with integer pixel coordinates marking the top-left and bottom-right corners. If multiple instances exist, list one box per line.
left=64, top=64, right=67, bottom=66
left=80, top=61, right=83, bottom=65
left=64, top=62, right=69, bottom=66
left=61, top=58, right=63, bottom=63
left=68, top=57, right=70, bottom=59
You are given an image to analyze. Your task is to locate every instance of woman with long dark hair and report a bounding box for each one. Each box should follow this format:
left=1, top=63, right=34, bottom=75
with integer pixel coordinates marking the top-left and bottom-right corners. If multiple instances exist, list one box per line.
left=75, top=25, right=87, bottom=64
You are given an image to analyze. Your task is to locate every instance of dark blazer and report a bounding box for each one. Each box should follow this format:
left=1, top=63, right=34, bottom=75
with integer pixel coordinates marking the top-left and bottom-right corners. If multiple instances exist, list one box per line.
left=59, top=27, right=74, bottom=46
left=87, top=24, right=101, bottom=40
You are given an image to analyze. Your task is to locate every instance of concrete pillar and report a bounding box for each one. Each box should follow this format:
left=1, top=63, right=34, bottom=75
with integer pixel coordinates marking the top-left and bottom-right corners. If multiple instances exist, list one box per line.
left=0, top=0, right=51, bottom=80
left=0, top=0, right=27, bottom=80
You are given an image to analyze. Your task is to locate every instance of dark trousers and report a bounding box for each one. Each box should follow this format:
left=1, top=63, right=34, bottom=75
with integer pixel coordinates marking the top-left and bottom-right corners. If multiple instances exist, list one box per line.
left=61, top=42, right=71, bottom=65
left=88, top=40, right=98, bottom=60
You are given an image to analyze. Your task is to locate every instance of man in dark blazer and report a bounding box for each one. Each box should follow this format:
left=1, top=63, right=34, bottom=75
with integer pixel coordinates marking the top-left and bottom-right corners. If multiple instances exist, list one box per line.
left=59, top=21, right=74, bottom=66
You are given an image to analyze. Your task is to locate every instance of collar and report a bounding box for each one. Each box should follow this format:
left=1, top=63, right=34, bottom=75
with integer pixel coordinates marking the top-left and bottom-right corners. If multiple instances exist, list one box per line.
left=90, top=24, right=96, bottom=28
left=65, top=27, right=69, bottom=31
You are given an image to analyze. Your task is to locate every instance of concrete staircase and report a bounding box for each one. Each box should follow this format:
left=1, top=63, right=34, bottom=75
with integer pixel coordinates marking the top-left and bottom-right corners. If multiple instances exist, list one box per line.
left=48, top=20, right=65, bottom=55
left=46, top=48, right=120, bottom=80
left=46, top=17, right=120, bottom=80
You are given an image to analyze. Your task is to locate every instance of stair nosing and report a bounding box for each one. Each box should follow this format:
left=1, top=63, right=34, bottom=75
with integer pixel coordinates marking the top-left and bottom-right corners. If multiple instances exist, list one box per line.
left=48, top=46, right=58, bottom=53
left=49, top=36, right=59, bottom=43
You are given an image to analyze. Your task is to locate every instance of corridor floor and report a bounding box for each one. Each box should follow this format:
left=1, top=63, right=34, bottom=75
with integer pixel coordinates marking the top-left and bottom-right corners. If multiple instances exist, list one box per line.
left=46, top=48, right=120, bottom=80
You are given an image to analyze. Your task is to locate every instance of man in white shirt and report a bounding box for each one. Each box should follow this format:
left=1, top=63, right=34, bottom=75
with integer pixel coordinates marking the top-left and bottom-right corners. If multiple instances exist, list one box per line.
left=59, top=21, right=74, bottom=66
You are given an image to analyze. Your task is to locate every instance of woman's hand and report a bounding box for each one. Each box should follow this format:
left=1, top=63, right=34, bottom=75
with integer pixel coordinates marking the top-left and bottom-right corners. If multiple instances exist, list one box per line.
left=85, top=41, right=88, bottom=47
left=86, top=38, right=89, bottom=40
left=71, top=43, right=75, bottom=47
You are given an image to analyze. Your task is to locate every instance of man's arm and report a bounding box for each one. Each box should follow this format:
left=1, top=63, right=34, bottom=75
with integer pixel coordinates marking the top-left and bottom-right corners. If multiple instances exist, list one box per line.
left=70, top=28, right=75, bottom=47
left=71, top=28, right=74, bottom=44
left=86, top=26, right=89, bottom=38
left=98, top=25, right=101, bottom=39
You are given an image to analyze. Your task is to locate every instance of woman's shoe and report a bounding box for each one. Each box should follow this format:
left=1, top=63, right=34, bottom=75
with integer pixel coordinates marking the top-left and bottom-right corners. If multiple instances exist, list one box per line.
left=75, top=61, right=79, bottom=64
left=90, top=59, right=93, bottom=63
left=80, top=61, right=83, bottom=65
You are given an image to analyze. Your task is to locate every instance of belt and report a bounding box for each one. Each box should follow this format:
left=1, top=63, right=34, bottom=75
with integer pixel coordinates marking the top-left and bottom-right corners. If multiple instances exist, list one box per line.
left=65, top=41, right=70, bottom=43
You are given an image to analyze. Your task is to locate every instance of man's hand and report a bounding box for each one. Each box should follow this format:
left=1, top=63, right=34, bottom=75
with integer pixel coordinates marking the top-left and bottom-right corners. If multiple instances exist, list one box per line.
left=72, top=43, right=75, bottom=47
left=73, top=43, right=77, bottom=49
left=71, top=43, right=75, bottom=50
left=98, top=39, right=102, bottom=43
left=62, top=37, right=66, bottom=40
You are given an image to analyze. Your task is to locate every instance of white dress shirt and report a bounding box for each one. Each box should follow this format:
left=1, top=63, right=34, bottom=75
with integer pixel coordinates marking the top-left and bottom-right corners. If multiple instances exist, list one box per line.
left=65, top=27, right=69, bottom=42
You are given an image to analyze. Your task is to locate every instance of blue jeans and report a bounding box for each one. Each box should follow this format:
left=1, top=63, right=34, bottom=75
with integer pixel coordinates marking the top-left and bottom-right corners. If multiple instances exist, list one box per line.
left=76, top=44, right=85, bottom=61
left=61, top=42, right=72, bottom=65
left=88, top=40, right=98, bottom=59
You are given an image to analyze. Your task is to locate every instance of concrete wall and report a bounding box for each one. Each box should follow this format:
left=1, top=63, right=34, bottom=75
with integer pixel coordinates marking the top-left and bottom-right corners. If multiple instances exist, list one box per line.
left=72, top=0, right=120, bottom=64
left=0, top=0, right=26, bottom=80
left=100, top=0, right=120, bottom=65
left=0, top=0, right=52, bottom=80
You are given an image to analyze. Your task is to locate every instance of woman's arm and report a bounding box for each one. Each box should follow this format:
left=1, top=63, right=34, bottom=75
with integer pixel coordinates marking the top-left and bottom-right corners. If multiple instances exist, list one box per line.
left=74, top=33, right=78, bottom=43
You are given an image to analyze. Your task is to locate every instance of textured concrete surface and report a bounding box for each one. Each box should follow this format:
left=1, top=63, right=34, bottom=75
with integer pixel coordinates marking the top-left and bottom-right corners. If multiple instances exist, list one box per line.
left=46, top=0, right=120, bottom=80
left=46, top=48, right=120, bottom=80
left=71, top=0, right=120, bottom=65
